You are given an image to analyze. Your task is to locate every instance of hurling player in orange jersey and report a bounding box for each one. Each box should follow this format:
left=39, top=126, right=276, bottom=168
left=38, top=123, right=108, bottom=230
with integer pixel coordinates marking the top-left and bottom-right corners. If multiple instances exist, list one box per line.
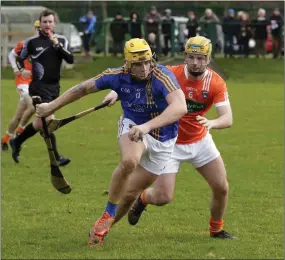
left=104, top=36, right=237, bottom=239
left=1, top=21, right=40, bottom=151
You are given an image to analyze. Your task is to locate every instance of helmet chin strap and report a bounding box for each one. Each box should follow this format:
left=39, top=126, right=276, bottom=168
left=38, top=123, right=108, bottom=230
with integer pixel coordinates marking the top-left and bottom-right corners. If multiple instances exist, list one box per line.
left=130, top=73, right=151, bottom=81
left=189, top=70, right=206, bottom=77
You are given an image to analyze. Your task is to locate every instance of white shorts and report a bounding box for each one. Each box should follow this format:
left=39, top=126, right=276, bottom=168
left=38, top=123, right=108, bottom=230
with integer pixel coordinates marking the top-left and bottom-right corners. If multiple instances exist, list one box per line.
left=160, top=133, right=220, bottom=174
left=16, top=84, right=29, bottom=103
left=118, top=117, right=177, bottom=175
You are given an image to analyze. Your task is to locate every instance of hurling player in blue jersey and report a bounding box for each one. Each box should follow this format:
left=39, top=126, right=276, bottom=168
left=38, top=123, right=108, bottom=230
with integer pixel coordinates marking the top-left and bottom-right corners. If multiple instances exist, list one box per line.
left=36, top=38, right=187, bottom=247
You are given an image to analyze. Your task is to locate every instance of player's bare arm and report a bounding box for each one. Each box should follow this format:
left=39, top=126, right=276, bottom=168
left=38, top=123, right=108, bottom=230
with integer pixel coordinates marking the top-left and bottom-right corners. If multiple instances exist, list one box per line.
left=129, top=89, right=187, bottom=142
left=36, top=77, right=101, bottom=117
left=197, top=104, right=233, bottom=130
left=8, top=49, right=21, bottom=76
left=212, top=104, right=233, bottom=129
left=146, top=89, right=187, bottom=130
left=103, top=90, right=119, bottom=106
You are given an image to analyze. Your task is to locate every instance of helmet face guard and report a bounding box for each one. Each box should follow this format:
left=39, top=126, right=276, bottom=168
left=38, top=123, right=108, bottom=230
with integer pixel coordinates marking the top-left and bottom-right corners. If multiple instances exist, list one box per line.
left=184, top=36, right=212, bottom=76
left=129, top=59, right=152, bottom=80
left=185, top=53, right=210, bottom=76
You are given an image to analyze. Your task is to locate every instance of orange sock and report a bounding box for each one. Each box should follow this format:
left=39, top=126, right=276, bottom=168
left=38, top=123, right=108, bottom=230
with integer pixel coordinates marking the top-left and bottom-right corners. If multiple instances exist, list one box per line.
left=16, top=126, right=25, bottom=135
left=140, top=191, right=148, bottom=206
left=209, top=217, right=224, bottom=234
left=1, top=133, right=12, bottom=144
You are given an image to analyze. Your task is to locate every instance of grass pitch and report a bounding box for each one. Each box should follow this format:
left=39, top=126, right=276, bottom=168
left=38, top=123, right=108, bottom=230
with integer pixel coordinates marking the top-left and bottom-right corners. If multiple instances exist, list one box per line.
left=1, top=57, right=284, bottom=259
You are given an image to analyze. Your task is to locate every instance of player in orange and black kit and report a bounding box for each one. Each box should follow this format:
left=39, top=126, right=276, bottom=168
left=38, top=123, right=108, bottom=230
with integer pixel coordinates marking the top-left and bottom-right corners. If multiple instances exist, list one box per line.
left=1, top=21, right=40, bottom=151
left=127, top=36, right=237, bottom=239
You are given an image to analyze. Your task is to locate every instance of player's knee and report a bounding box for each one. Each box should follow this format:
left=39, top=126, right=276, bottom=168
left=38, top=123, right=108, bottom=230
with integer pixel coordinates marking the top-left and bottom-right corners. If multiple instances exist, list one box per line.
left=120, top=157, right=139, bottom=174
left=155, top=191, right=173, bottom=206
left=213, top=181, right=229, bottom=197
left=33, top=119, right=42, bottom=130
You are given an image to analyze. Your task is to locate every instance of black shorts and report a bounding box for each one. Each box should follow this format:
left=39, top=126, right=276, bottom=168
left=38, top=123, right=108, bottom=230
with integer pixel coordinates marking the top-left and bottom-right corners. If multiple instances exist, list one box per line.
left=29, top=82, right=60, bottom=103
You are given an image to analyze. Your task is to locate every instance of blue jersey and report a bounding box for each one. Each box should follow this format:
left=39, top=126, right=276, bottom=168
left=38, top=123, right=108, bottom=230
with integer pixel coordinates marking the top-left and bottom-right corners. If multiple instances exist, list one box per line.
left=79, top=15, right=97, bottom=33
left=95, top=65, right=180, bottom=142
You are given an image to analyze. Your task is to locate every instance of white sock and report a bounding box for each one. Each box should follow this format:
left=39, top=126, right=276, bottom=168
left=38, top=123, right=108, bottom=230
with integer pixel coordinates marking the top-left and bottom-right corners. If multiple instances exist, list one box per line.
left=6, top=131, right=13, bottom=136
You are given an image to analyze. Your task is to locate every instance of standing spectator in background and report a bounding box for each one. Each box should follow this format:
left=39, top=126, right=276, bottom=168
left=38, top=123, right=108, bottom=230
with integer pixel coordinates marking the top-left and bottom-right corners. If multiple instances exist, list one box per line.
left=110, top=12, right=127, bottom=57
left=237, top=11, right=244, bottom=20
left=161, top=9, right=175, bottom=57
left=238, top=12, right=252, bottom=58
left=144, top=5, right=161, bottom=55
left=129, top=12, right=142, bottom=39
left=147, top=33, right=157, bottom=59
left=252, top=8, right=269, bottom=59
left=236, top=11, right=245, bottom=53
left=79, top=10, right=97, bottom=57
left=223, top=8, right=238, bottom=58
left=186, top=11, right=199, bottom=38
left=200, top=8, right=220, bottom=59
left=269, top=8, right=283, bottom=59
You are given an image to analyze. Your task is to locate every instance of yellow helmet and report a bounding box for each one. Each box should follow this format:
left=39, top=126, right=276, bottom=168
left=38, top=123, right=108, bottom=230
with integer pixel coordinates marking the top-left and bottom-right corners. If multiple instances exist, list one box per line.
left=185, top=36, right=212, bottom=60
left=33, top=20, right=40, bottom=28
left=124, top=38, right=153, bottom=68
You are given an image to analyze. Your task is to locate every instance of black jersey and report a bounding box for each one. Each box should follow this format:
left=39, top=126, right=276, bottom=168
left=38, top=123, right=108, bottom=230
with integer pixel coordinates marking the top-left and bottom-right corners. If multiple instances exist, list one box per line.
left=17, top=31, right=74, bottom=85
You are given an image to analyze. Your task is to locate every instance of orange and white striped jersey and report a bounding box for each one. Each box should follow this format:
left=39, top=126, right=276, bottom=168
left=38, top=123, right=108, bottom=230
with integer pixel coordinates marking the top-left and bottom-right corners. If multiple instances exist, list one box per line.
left=167, top=64, right=230, bottom=144
left=14, top=41, right=32, bottom=86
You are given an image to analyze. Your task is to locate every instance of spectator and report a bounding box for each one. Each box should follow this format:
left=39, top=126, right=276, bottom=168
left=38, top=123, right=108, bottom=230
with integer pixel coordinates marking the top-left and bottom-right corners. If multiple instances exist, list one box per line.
left=144, top=5, right=161, bottom=55
left=238, top=12, right=252, bottom=58
left=252, top=8, right=269, bottom=59
left=186, top=11, right=199, bottom=38
left=110, top=12, right=127, bottom=57
left=79, top=10, right=97, bottom=57
left=237, top=11, right=245, bottom=20
left=161, top=9, right=175, bottom=57
left=223, top=8, right=238, bottom=58
left=269, top=8, right=283, bottom=58
left=236, top=11, right=245, bottom=53
left=200, top=8, right=220, bottom=59
left=129, top=12, right=142, bottom=38
left=148, top=32, right=157, bottom=56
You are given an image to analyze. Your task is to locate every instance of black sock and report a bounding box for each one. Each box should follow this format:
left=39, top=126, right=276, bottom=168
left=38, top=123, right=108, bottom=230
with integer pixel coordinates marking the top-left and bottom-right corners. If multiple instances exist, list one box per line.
left=50, top=133, right=61, bottom=160
left=15, top=123, right=38, bottom=146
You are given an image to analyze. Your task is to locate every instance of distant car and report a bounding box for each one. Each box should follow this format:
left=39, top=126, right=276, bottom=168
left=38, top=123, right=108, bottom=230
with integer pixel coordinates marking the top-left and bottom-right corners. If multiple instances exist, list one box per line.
left=55, top=23, right=82, bottom=53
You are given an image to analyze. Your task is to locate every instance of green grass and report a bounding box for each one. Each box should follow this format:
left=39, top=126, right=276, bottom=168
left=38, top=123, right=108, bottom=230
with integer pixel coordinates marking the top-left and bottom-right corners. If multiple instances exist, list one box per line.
left=1, top=58, right=284, bottom=259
